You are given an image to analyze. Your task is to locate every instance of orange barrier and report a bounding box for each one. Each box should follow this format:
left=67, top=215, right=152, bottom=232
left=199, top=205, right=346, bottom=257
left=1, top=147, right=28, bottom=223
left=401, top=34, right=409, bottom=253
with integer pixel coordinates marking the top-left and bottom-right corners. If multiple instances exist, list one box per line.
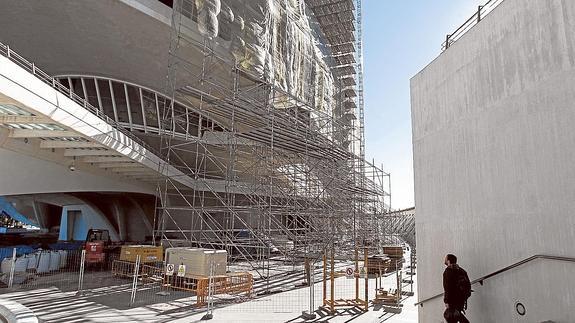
left=164, top=272, right=253, bottom=306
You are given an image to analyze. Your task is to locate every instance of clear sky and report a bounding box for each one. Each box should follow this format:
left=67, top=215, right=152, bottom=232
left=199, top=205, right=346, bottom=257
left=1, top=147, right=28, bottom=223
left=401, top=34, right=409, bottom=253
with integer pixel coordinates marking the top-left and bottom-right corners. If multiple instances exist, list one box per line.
left=363, top=0, right=485, bottom=209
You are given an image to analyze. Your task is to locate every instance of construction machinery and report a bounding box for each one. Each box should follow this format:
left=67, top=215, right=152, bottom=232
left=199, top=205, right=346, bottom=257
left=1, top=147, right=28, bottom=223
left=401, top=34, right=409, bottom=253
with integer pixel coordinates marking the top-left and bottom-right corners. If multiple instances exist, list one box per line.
left=84, top=229, right=117, bottom=266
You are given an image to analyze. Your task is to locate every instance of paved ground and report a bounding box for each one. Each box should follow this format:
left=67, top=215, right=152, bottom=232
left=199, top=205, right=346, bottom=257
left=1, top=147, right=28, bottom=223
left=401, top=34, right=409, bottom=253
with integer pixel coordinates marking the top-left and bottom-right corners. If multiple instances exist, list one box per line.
left=175, top=267, right=419, bottom=323
left=0, top=253, right=418, bottom=322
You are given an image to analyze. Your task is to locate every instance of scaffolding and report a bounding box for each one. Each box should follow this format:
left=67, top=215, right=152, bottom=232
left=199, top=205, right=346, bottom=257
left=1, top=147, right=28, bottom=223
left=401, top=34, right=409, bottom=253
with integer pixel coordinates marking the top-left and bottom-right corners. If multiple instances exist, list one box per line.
left=382, top=207, right=416, bottom=247
left=154, top=0, right=392, bottom=295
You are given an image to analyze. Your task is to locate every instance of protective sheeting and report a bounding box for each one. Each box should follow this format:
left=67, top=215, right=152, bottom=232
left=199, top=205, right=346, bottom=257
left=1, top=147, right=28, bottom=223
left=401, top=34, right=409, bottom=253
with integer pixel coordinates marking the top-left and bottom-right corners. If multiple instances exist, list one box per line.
left=195, top=0, right=221, bottom=38
left=191, top=0, right=337, bottom=115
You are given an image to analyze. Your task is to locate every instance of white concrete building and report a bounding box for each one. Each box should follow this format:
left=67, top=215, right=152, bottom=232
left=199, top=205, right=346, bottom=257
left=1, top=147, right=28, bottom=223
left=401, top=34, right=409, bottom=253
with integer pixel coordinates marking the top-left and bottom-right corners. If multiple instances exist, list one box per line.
left=411, top=0, right=575, bottom=321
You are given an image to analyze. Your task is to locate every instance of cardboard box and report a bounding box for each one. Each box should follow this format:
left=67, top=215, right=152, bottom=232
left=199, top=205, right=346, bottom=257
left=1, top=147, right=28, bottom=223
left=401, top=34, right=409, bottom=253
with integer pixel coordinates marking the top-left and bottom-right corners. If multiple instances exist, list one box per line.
left=120, top=245, right=163, bottom=263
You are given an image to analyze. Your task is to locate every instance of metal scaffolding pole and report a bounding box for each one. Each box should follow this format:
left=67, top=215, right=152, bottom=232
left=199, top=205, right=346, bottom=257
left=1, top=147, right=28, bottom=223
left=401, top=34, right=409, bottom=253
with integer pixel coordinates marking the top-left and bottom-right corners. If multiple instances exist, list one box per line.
left=155, top=0, right=393, bottom=304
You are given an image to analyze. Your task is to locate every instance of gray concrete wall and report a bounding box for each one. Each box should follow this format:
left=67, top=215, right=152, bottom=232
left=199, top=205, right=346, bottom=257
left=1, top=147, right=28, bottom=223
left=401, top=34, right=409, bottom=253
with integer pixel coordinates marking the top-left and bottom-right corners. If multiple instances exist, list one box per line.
left=0, top=148, right=154, bottom=196
left=411, top=0, right=575, bottom=322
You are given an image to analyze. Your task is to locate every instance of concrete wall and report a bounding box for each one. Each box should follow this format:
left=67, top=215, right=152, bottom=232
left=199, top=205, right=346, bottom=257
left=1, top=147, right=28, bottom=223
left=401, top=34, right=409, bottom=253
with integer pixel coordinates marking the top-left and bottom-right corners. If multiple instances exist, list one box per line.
left=0, top=0, right=171, bottom=95
left=411, top=0, right=575, bottom=322
left=0, top=148, right=153, bottom=196
left=59, top=204, right=120, bottom=241
left=5, top=193, right=154, bottom=242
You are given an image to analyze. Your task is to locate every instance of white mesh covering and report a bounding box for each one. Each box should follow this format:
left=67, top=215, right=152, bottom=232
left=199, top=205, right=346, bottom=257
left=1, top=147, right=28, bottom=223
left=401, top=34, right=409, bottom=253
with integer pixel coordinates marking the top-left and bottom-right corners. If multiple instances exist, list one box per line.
left=191, top=0, right=337, bottom=114
left=195, top=0, right=221, bottom=38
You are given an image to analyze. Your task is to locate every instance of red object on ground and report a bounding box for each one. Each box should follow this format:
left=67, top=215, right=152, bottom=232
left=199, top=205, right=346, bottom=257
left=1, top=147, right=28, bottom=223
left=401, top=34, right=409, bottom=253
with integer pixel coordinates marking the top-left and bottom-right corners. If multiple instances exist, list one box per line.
left=85, top=241, right=105, bottom=264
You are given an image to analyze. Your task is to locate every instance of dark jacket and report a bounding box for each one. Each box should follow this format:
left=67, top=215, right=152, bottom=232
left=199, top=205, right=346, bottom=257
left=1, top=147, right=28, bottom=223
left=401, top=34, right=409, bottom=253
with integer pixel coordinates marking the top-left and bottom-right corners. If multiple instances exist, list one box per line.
left=443, top=264, right=468, bottom=306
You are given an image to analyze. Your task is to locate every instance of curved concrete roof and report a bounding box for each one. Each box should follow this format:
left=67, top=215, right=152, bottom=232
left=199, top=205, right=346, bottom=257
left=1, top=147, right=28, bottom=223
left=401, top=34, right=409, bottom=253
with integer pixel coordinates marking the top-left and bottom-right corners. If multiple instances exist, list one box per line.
left=0, top=0, right=174, bottom=94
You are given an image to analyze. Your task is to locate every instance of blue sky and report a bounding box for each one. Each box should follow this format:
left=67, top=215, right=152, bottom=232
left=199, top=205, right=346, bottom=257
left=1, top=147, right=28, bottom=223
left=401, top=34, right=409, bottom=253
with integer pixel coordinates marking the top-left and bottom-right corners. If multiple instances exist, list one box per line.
left=362, top=0, right=485, bottom=209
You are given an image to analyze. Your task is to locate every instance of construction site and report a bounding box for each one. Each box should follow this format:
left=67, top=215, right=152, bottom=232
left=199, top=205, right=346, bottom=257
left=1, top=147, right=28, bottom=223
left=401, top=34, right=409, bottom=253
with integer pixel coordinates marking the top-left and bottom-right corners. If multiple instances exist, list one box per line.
left=157, top=0, right=392, bottom=282
left=0, top=0, right=418, bottom=321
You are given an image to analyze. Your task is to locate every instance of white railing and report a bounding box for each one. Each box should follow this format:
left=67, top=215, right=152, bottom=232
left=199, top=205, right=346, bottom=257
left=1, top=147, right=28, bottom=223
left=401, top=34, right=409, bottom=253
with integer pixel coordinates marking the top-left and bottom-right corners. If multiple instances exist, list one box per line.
left=0, top=42, right=162, bottom=156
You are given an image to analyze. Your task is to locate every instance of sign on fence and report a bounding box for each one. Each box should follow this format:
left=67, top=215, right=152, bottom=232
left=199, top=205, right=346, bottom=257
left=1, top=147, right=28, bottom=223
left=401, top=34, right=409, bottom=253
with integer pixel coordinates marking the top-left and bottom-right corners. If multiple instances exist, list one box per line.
left=345, top=267, right=354, bottom=279
left=166, top=263, right=175, bottom=275
left=177, top=264, right=186, bottom=277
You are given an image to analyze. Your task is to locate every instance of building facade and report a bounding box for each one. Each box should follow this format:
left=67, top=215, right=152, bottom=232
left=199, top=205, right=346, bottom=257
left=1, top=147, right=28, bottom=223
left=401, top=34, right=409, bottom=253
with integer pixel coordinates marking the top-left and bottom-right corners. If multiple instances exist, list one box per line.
left=411, top=0, right=575, bottom=321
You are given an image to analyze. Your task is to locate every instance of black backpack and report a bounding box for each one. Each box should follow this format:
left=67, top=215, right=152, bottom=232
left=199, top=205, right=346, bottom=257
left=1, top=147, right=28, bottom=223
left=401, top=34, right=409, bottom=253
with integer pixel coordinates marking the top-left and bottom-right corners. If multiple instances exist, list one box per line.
left=455, top=268, right=472, bottom=307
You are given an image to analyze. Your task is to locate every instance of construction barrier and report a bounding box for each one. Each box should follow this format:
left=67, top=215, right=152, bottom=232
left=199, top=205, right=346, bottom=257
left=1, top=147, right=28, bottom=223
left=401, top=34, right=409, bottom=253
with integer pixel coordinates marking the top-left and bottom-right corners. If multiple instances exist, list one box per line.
left=111, top=259, right=163, bottom=278
left=163, top=272, right=253, bottom=306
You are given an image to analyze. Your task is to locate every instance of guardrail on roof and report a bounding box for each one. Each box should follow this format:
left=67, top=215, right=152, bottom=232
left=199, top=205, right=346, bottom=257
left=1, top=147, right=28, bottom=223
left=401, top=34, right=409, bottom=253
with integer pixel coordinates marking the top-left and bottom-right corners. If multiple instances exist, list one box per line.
left=442, top=0, right=505, bottom=51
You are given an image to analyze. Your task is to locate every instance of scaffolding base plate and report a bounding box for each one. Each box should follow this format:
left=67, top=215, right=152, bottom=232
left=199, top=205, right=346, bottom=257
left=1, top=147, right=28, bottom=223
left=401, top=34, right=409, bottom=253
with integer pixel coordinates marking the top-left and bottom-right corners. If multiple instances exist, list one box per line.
left=301, top=311, right=317, bottom=320
left=201, top=313, right=213, bottom=320
left=383, top=306, right=402, bottom=314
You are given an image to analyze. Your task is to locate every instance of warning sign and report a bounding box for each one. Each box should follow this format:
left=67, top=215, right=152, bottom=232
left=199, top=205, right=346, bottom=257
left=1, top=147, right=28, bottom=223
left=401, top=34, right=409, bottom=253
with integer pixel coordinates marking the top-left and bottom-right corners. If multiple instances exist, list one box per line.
left=177, top=264, right=186, bottom=277
left=359, top=266, right=367, bottom=279
left=345, top=267, right=354, bottom=279
left=166, top=264, right=175, bottom=275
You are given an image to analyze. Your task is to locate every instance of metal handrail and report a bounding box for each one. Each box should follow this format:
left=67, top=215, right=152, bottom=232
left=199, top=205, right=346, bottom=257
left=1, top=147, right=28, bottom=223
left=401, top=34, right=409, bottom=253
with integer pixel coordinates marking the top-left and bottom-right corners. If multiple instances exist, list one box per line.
left=442, top=0, right=505, bottom=51
left=415, top=254, right=575, bottom=307
left=0, top=41, right=162, bottom=157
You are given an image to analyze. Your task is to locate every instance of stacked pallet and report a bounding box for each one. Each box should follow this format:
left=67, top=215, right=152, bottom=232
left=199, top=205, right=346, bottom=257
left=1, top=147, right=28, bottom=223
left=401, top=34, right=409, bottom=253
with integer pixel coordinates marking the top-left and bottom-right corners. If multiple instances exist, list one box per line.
left=382, top=246, right=404, bottom=270
left=366, top=254, right=391, bottom=275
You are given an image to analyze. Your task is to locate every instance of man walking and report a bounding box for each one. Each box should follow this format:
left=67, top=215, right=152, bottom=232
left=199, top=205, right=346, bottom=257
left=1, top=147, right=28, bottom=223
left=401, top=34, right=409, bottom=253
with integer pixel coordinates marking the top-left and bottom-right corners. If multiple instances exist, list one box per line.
left=443, top=254, right=471, bottom=323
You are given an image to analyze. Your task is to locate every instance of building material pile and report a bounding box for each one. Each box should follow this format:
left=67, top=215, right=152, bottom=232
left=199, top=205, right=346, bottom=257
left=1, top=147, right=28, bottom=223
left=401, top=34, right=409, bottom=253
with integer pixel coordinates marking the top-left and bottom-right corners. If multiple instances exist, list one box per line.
left=382, top=246, right=404, bottom=270
left=366, top=254, right=391, bottom=275
left=119, top=245, right=163, bottom=263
